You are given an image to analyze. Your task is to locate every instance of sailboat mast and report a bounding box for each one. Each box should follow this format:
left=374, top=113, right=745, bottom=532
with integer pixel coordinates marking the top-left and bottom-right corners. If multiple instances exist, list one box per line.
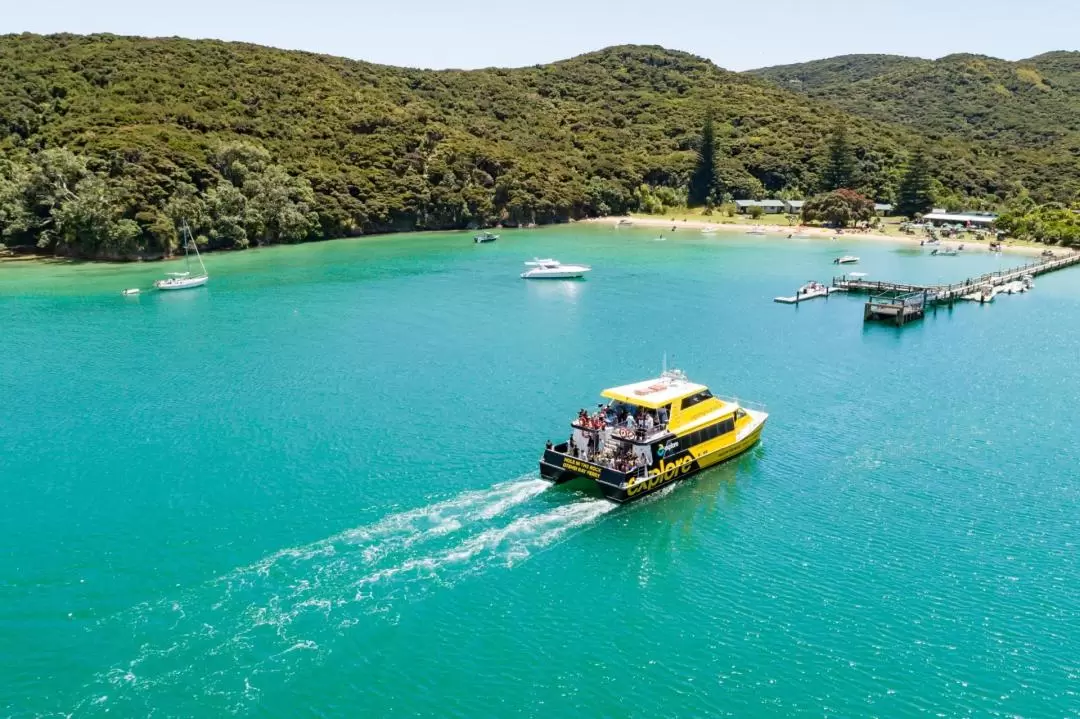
left=182, top=220, right=207, bottom=276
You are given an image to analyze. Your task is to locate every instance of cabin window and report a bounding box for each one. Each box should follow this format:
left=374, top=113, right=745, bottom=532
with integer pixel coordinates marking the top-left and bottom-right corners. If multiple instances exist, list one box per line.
left=735, top=408, right=747, bottom=421
left=680, top=390, right=714, bottom=410
left=683, top=418, right=735, bottom=448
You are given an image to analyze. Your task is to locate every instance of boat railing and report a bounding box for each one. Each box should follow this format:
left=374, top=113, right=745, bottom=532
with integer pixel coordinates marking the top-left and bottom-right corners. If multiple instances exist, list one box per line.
left=715, top=395, right=767, bottom=413
left=570, top=422, right=672, bottom=447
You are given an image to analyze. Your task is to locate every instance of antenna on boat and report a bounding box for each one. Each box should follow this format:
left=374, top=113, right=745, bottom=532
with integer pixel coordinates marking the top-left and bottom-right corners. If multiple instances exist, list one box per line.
left=662, top=352, right=667, bottom=375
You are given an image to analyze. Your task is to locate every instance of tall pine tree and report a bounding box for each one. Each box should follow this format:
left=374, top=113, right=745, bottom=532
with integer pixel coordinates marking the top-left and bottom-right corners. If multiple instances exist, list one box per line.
left=688, top=114, right=717, bottom=206
left=896, top=147, right=933, bottom=218
left=821, top=124, right=856, bottom=191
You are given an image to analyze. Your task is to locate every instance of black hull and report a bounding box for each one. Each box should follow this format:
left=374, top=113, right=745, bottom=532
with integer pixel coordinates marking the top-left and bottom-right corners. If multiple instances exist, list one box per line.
left=539, top=431, right=763, bottom=504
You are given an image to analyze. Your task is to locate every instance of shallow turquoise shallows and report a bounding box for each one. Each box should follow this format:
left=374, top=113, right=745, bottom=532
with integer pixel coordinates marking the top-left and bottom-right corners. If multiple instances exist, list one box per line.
left=3, top=227, right=1079, bottom=717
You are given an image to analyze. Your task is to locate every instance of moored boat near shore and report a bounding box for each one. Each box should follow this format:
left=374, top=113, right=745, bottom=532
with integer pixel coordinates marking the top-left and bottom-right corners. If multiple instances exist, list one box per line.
left=520, top=258, right=591, bottom=279
left=539, top=369, right=767, bottom=503
left=155, top=222, right=208, bottom=291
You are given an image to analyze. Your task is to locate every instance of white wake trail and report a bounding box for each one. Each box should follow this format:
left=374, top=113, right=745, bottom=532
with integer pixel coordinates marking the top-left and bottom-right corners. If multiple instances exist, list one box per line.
left=75, top=477, right=614, bottom=717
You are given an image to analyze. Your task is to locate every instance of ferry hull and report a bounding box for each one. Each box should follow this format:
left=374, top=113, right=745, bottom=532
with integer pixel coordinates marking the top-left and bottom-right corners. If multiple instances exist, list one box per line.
left=539, top=421, right=766, bottom=504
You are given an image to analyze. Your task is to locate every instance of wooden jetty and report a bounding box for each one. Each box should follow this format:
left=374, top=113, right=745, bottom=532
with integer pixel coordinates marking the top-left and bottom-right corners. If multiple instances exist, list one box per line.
left=832, top=253, right=1080, bottom=326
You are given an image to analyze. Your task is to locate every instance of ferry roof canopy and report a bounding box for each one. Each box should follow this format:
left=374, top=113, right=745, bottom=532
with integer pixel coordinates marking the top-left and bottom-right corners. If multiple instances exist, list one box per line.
left=602, top=376, right=709, bottom=409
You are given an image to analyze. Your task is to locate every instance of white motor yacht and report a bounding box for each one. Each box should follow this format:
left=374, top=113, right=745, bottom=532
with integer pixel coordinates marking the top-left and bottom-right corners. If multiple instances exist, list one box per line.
left=521, top=258, right=591, bottom=279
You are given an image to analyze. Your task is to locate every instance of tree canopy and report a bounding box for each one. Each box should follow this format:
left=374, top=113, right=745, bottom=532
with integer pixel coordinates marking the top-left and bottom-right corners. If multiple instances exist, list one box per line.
left=995, top=203, right=1080, bottom=246
left=801, top=189, right=875, bottom=227
left=751, top=52, right=1080, bottom=204
left=0, top=34, right=1077, bottom=258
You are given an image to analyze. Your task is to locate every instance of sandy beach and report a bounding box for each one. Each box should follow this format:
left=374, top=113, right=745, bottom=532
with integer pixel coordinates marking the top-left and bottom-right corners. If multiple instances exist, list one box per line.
left=584, top=215, right=1060, bottom=257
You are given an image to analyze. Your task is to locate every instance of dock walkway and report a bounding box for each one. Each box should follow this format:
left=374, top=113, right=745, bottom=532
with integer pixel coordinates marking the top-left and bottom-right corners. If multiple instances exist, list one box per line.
left=831, top=253, right=1080, bottom=326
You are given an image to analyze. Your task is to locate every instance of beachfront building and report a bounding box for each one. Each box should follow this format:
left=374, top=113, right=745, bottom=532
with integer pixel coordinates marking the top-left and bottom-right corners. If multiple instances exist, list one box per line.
left=874, top=203, right=894, bottom=216
left=921, top=211, right=998, bottom=228
left=734, top=199, right=789, bottom=215
left=784, top=200, right=805, bottom=214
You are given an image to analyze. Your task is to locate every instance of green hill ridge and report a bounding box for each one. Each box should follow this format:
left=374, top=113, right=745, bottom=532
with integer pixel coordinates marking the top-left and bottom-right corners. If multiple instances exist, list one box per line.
left=0, top=34, right=1077, bottom=259
left=750, top=52, right=1080, bottom=150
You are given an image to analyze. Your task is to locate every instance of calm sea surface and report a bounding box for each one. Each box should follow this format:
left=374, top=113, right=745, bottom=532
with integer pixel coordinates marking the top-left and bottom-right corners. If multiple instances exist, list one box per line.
left=2, top=226, right=1079, bottom=717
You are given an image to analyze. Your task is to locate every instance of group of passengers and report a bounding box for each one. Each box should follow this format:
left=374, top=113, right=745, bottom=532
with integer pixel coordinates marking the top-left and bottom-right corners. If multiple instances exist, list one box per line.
left=575, top=404, right=665, bottom=439
left=610, top=447, right=641, bottom=474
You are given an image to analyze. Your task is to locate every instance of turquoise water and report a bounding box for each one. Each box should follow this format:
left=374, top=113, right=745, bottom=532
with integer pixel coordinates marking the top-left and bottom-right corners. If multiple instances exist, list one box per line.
left=3, top=227, right=1079, bottom=717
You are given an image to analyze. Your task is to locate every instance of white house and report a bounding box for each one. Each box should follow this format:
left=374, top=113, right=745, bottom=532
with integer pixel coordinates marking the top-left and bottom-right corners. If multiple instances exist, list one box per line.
left=874, top=203, right=894, bottom=216
left=921, top=212, right=998, bottom=228
left=784, top=200, right=805, bottom=214
left=734, top=199, right=788, bottom=215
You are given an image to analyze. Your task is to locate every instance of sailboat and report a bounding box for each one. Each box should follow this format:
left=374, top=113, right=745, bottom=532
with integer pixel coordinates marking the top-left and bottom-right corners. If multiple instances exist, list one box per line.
left=155, top=222, right=208, bottom=291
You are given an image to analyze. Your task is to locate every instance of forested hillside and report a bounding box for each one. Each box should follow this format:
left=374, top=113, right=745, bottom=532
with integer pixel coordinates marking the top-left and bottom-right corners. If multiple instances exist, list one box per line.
left=1, top=34, right=1076, bottom=259
left=750, top=52, right=1080, bottom=151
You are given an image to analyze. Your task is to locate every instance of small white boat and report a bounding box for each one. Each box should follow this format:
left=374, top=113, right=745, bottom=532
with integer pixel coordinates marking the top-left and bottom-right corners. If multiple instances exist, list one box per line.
left=1003, top=279, right=1029, bottom=295
left=155, top=222, right=208, bottom=291
left=930, top=247, right=959, bottom=256
left=616, top=219, right=634, bottom=227
left=474, top=231, right=499, bottom=243
left=848, top=272, right=868, bottom=279
left=833, top=255, right=859, bottom=265
left=748, top=226, right=767, bottom=235
left=774, top=281, right=839, bottom=304
left=521, top=258, right=591, bottom=279
left=700, top=227, right=717, bottom=235
left=121, top=288, right=141, bottom=296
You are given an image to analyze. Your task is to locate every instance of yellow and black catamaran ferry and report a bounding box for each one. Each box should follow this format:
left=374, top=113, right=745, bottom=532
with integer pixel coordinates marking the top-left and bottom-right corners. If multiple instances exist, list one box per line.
left=539, top=370, right=767, bottom=503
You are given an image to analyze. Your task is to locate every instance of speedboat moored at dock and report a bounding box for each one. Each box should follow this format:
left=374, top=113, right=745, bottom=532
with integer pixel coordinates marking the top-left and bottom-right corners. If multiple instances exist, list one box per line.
left=774, top=280, right=838, bottom=303
left=539, top=370, right=767, bottom=503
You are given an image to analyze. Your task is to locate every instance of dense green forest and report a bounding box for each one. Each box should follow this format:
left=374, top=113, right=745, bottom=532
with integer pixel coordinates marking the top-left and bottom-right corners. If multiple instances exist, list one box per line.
left=750, top=52, right=1080, bottom=161
left=1, top=34, right=1078, bottom=259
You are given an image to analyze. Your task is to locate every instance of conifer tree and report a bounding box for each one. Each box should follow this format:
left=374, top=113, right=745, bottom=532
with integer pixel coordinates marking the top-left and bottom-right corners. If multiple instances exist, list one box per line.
left=821, top=124, right=856, bottom=191
left=688, top=114, right=717, bottom=206
left=896, top=147, right=934, bottom=218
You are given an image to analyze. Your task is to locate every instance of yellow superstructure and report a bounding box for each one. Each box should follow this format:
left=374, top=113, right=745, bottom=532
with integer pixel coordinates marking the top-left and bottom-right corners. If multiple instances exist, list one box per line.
left=542, top=370, right=767, bottom=503
left=602, top=372, right=767, bottom=481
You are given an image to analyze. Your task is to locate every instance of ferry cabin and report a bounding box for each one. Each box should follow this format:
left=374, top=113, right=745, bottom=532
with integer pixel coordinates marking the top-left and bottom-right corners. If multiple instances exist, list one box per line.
left=539, top=372, right=768, bottom=503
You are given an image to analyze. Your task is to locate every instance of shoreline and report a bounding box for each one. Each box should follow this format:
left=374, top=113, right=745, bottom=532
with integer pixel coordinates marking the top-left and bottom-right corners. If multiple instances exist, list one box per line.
left=583, top=216, right=1060, bottom=258
left=2, top=217, right=1069, bottom=266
